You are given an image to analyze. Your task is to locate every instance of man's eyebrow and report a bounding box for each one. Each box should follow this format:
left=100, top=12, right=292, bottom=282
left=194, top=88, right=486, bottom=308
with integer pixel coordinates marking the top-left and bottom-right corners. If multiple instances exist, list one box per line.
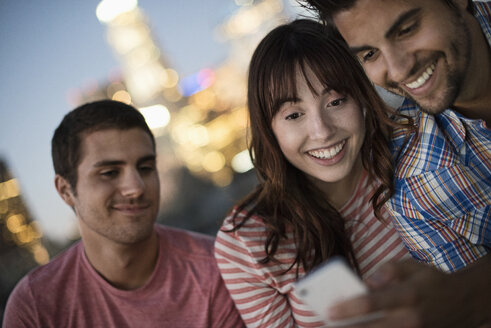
left=349, top=8, right=422, bottom=54
left=93, top=155, right=156, bottom=168
left=93, top=160, right=125, bottom=167
left=137, top=155, right=156, bottom=166
left=350, top=44, right=374, bottom=55
left=385, top=8, right=422, bottom=39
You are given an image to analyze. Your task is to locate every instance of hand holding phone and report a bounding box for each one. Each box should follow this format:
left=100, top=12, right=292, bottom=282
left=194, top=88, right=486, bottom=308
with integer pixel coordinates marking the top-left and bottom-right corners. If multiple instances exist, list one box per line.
left=294, top=257, right=384, bottom=327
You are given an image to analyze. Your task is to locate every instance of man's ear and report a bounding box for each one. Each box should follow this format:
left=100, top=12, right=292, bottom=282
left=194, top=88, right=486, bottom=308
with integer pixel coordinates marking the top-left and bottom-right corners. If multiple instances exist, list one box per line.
left=54, top=175, right=75, bottom=207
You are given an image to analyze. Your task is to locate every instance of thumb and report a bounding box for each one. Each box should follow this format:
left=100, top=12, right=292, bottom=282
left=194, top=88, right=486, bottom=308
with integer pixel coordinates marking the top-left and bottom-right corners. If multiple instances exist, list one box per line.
left=367, top=259, right=421, bottom=288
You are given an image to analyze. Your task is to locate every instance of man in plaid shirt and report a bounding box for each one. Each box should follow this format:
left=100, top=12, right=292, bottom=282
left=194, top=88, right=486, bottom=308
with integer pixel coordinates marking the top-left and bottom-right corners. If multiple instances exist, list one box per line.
left=303, top=0, right=490, bottom=326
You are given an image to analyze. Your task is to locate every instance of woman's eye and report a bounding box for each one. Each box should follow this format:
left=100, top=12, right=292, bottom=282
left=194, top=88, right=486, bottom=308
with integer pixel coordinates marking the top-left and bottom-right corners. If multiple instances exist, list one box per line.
left=328, top=97, right=347, bottom=107
left=285, top=112, right=302, bottom=120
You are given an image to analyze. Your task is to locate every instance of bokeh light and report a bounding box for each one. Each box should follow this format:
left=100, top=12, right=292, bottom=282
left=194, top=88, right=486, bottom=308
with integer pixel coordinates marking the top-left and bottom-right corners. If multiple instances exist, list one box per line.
left=96, top=0, right=138, bottom=23
left=232, top=149, right=253, bottom=173
left=139, top=104, right=171, bottom=130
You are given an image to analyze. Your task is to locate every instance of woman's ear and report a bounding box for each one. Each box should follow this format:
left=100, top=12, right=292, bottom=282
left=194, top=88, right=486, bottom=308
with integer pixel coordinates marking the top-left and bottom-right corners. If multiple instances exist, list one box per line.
left=54, top=175, right=75, bottom=207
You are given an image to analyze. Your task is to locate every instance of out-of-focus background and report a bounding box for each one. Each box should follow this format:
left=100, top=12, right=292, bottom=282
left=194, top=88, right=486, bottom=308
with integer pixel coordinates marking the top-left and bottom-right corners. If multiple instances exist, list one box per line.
left=0, top=0, right=317, bottom=321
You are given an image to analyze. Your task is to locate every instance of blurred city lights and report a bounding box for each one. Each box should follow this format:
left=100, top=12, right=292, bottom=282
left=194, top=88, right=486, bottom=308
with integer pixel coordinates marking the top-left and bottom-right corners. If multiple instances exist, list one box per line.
left=222, top=0, right=283, bottom=38
left=180, top=69, right=216, bottom=97
left=32, top=243, right=50, bottom=265
left=96, top=0, right=138, bottom=23
left=107, top=82, right=126, bottom=98
left=162, top=69, right=179, bottom=89
left=112, top=90, right=132, bottom=104
left=0, top=200, right=8, bottom=214
left=1, top=0, right=300, bottom=283
left=93, top=0, right=288, bottom=186
left=191, top=89, right=217, bottom=110
left=6, top=214, right=25, bottom=234
left=231, top=149, right=254, bottom=173
left=0, top=178, right=20, bottom=201
left=139, top=104, right=171, bottom=130
left=202, top=151, right=226, bottom=173
left=235, top=0, right=255, bottom=6
left=212, top=168, right=233, bottom=187
left=187, top=124, right=210, bottom=147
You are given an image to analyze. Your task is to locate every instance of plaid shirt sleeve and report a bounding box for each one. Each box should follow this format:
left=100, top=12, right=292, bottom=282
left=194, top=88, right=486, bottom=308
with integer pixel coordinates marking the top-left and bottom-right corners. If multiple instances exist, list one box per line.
left=387, top=99, right=491, bottom=273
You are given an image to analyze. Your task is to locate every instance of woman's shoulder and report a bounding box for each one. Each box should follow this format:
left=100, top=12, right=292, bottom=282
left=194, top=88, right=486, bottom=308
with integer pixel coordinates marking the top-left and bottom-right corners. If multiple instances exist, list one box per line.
left=221, top=205, right=267, bottom=230
left=215, top=206, right=301, bottom=277
left=218, top=206, right=270, bottom=246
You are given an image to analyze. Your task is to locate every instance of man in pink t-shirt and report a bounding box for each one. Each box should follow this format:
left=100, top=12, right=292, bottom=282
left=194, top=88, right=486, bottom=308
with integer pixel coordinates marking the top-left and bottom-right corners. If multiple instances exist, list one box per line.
left=3, top=100, right=244, bottom=328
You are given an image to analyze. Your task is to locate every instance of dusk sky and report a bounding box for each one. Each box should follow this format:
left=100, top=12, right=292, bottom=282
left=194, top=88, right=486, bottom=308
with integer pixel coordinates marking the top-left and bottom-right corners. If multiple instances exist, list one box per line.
left=0, top=0, right=305, bottom=243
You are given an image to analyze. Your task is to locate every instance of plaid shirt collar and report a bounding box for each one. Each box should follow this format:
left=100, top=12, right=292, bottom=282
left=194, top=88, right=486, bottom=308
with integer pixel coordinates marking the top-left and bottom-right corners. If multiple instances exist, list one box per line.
left=474, top=1, right=491, bottom=49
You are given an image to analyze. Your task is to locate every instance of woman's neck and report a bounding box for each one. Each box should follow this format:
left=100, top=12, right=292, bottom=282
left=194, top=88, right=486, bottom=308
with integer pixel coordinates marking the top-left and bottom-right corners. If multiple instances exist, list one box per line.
left=312, top=157, right=364, bottom=210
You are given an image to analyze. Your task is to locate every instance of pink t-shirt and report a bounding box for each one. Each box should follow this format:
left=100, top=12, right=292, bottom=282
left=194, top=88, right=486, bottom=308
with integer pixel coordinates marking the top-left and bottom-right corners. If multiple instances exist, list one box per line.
left=3, top=225, right=244, bottom=328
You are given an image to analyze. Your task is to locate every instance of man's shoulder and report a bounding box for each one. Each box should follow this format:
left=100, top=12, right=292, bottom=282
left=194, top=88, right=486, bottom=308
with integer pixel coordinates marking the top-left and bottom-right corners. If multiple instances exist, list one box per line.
left=155, top=224, right=215, bottom=258
left=21, top=241, right=82, bottom=286
left=5, top=241, right=83, bottom=319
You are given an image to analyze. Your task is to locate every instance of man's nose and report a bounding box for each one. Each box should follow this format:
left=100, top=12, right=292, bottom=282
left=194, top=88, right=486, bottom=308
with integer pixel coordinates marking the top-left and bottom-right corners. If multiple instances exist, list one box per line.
left=384, top=45, right=414, bottom=84
left=120, top=170, right=145, bottom=198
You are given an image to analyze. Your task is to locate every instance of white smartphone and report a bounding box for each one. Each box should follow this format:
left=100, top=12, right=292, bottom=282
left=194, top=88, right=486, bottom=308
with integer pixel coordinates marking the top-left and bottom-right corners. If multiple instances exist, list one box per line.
left=294, top=257, right=384, bottom=327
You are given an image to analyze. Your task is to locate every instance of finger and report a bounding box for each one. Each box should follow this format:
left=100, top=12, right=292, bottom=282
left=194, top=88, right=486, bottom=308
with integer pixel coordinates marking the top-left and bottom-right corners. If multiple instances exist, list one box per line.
left=327, top=307, right=421, bottom=328
left=366, top=259, right=423, bottom=288
left=327, top=295, right=374, bottom=320
left=327, top=282, right=414, bottom=319
left=356, top=308, right=421, bottom=328
left=369, top=281, right=419, bottom=312
left=340, top=283, right=419, bottom=315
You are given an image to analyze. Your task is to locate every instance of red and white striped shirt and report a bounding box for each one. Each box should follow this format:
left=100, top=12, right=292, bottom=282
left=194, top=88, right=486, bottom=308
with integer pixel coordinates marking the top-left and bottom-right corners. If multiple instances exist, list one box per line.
left=215, top=171, right=410, bottom=327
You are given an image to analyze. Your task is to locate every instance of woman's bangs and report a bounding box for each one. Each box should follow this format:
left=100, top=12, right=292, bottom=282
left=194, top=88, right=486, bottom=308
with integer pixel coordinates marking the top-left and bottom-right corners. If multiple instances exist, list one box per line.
left=264, top=51, right=299, bottom=120
left=299, top=44, right=353, bottom=97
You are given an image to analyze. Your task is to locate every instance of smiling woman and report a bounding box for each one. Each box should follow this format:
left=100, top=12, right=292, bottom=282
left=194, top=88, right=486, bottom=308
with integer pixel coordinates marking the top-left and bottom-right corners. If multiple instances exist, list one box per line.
left=214, top=19, right=415, bottom=327
left=271, top=74, right=365, bottom=207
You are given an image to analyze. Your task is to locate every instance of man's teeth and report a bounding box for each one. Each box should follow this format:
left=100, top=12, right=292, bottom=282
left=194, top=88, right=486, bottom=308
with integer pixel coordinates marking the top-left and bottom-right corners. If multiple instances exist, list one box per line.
left=406, top=64, right=436, bottom=89
left=309, top=141, right=345, bottom=159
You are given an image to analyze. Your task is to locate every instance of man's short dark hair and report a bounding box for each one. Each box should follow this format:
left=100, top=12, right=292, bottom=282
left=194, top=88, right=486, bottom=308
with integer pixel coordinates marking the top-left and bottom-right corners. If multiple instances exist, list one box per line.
left=301, top=0, right=474, bottom=25
left=52, top=100, right=155, bottom=189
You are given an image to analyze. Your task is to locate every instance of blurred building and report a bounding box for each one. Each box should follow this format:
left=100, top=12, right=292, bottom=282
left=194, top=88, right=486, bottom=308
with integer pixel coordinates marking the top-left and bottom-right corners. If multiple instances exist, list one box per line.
left=0, top=159, right=51, bottom=322
left=0, top=1, right=303, bottom=322
left=65, top=0, right=295, bottom=235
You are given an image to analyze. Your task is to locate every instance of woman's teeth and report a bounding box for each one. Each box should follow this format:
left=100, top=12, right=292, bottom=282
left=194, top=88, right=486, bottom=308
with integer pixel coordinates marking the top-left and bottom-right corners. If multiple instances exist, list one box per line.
left=308, top=140, right=345, bottom=159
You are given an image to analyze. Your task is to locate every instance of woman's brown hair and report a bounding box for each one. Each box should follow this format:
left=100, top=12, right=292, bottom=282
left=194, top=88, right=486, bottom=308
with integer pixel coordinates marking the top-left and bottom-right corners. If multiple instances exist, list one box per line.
left=227, top=19, right=414, bottom=275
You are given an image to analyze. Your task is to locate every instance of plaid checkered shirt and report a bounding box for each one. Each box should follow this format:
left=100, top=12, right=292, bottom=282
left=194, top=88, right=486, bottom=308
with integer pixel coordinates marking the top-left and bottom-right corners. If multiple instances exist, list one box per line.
left=386, top=1, right=491, bottom=273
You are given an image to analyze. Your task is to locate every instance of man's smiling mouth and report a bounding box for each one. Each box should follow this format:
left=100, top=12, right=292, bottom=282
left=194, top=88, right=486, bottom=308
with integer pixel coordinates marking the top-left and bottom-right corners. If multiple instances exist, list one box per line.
left=405, top=63, right=436, bottom=89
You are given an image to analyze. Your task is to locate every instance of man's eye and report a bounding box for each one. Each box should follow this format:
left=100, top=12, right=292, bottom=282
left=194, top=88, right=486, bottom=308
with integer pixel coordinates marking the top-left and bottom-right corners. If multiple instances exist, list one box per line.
left=399, top=22, right=418, bottom=37
left=139, top=165, right=155, bottom=173
left=285, top=112, right=302, bottom=120
left=101, top=170, right=118, bottom=177
left=361, top=50, right=377, bottom=62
